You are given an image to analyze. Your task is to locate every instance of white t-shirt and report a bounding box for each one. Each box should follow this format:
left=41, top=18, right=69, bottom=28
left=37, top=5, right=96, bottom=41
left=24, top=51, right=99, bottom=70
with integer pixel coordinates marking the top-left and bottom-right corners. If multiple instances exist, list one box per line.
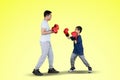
left=40, top=20, right=50, bottom=42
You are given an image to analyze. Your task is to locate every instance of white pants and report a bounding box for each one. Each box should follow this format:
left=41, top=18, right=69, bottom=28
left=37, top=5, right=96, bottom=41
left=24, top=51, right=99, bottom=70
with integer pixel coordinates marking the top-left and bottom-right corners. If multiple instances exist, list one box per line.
left=35, top=41, right=54, bottom=69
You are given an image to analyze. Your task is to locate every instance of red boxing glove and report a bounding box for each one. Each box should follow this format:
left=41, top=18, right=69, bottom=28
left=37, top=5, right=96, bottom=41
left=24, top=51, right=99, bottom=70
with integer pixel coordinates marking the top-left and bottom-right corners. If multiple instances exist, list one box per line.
left=54, top=24, right=59, bottom=30
left=51, top=24, right=59, bottom=34
left=71, top=31, right=78, bottom=40
left=63, top=28, right=69, bottom=37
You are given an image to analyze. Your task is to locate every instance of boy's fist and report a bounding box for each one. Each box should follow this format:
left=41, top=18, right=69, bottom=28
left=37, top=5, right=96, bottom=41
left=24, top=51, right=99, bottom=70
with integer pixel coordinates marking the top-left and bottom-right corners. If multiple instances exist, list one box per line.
left=70, top=31, right=78, bottom=40
left=63, top=28, right=69, bottom=37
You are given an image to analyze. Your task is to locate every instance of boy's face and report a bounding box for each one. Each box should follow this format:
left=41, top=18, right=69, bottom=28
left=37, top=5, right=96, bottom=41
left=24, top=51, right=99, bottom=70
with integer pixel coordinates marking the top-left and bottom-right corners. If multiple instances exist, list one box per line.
left=75, top=28, right=80, bottom=34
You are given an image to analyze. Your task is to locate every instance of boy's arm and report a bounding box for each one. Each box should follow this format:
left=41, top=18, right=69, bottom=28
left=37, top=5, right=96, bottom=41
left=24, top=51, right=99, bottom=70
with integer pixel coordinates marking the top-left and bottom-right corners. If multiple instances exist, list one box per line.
left=75, top=37, right=81, bottom=44
left=67, top=36, right=77, bottom=44
left=67, top=36, right=76, bottom=41
left=67, top=36, right=71, bottom=39
left=74, top=40, right=77, bottom=44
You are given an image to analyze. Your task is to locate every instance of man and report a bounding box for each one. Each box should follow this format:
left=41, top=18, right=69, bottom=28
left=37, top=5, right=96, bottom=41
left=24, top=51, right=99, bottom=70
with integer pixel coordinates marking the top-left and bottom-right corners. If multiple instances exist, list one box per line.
left=32, top=10, right=59, bottom=76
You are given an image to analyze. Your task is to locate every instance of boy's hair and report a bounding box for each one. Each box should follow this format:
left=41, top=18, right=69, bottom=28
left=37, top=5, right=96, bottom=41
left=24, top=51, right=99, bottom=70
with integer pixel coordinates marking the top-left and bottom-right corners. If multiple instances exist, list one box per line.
left=44, top=10, right=52, bottom=17
left=76, top=26, right=82, bottom=33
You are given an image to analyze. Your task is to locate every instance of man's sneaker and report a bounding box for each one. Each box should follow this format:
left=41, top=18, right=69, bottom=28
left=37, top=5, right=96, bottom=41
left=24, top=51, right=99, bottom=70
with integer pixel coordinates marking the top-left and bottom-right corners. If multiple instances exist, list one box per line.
left=88, top=67, right=92, bottom=73
left=68, top=67, right=75, bottom=72
left=32, top=69, right=43, bottom=76
left=48, top=68, right=59, bottom=73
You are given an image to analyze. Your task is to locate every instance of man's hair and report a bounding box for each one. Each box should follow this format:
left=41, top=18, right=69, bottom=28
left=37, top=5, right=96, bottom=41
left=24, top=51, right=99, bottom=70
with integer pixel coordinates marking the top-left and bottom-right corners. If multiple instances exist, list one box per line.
left=44, top=10, right=52, bottom=17
left=76, top=26, right=82, bottom=33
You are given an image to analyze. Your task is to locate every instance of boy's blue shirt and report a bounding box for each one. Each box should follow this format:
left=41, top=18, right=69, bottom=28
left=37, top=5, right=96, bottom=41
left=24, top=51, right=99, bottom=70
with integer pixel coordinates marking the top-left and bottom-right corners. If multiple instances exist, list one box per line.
left=73, top=35, right=84, bottom=55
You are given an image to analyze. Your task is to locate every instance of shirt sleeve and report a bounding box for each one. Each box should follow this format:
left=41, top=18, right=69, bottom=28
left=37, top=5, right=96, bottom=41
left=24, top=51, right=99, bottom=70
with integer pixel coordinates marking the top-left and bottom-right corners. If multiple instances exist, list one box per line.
left=41, top=21, right=47, bottom=29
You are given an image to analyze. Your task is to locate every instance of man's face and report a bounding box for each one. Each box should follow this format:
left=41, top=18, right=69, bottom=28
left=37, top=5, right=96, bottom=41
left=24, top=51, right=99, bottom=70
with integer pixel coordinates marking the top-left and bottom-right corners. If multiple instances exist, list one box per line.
left=47, top=14, right=52, bottom=21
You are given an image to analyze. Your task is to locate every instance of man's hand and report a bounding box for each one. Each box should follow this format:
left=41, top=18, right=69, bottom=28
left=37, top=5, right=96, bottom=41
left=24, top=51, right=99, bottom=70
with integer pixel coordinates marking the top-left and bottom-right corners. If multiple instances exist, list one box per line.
left=51, top=24, right=59, bottom=34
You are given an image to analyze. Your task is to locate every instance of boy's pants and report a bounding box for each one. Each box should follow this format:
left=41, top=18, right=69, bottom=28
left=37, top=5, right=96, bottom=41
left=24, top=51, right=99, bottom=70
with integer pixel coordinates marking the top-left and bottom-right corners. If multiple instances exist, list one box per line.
left=35, top=41, right=53, bottom=70
left=71, top=53, right=90, bottom=68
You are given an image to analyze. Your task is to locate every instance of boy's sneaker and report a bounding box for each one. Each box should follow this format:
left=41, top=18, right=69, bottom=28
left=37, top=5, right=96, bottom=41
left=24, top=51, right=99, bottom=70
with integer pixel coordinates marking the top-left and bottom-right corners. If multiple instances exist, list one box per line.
left=32, top=69, right=43, bottom=76
left=88, top=67, right=92, bottom=73
left=48, top=68, right=59, bottom=73
left=68, top=67, right=75, bottom=72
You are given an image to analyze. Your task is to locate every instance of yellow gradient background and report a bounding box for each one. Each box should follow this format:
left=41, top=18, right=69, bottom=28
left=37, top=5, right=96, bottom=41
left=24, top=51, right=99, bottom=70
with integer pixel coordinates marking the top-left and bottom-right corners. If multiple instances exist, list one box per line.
left=0, top=0, right=120, bottom=80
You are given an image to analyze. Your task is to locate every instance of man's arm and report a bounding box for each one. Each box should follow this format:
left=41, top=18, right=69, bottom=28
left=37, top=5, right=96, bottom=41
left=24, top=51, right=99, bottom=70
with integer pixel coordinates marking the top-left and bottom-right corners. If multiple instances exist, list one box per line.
left=41, top=28, right=52, bottom=35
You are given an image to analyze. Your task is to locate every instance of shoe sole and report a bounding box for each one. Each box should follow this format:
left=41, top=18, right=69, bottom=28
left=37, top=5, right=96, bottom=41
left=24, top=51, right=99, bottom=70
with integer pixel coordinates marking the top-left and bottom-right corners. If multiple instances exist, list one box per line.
left=32, top=72, right=43, bottom=76
left=68, top=69, right=76, bottom=72
left=88, top=70, right=92, bottom=73
left=33, top=74, right=43, bottom=76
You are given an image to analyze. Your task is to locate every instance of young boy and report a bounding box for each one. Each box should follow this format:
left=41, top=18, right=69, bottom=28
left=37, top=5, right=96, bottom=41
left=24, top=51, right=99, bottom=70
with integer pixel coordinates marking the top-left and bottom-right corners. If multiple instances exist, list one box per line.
left=68, top=26, right=92, bottom=73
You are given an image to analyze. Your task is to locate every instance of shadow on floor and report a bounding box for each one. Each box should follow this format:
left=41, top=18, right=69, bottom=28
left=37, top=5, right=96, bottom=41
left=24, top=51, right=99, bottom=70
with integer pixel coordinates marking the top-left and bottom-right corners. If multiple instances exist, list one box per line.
left=27, top=70, right=99, bottom=77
